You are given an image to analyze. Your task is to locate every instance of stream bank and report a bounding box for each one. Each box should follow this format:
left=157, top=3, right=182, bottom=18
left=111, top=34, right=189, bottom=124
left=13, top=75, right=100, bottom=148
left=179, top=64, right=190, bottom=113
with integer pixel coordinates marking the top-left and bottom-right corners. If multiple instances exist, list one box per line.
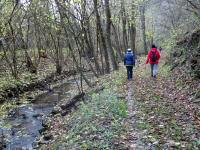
left=0, top=71, right=94, bottom=150
left=39, top=69, right=131, bottom=149
left=0, top=69, right=91, bottom=103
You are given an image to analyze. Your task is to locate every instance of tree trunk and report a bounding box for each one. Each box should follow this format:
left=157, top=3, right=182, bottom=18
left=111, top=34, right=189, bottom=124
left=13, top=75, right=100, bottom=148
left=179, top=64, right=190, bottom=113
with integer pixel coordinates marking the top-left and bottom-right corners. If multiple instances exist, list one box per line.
left=55, top=0, right=93, bottom=88
left=121, top=0, right=128, bottom=51
left=49, top=31, right=62, bottom=75
left=8, top=21, right=18, bottom=79
left=140, top=4, right=148, bottom=54
left=111, top=23, right=123, bottom=61
left=56, top=36, right=62, bottom=75
left=33, top=13, right=42, bottom=64
left=129, top=1, right=136, bottom=52
left=19, top=19, right=37, bottom=74
left=81, top=0, right=102, bottom=75
left=105, top=0, right=118, bottom=71
left=93, top=0, right=110, bottom=74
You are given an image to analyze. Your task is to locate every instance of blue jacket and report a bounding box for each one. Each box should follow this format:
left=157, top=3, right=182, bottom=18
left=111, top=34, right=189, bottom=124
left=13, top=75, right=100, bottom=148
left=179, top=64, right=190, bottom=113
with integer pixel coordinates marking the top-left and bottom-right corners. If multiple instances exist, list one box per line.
left=124, top=51, right=135, bottom=66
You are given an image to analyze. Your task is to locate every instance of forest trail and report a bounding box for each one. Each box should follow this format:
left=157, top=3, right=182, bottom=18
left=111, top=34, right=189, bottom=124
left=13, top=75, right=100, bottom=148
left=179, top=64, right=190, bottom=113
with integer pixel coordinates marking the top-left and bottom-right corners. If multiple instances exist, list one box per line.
left=126, top=52, right=167, bottom=149
left=0, top=0, right=200, bottom=149
left=126, top=80, right=145, bottom=149
left=2, top=51, right=197, bottom=149
left=126, top=52, right=200, bottom=149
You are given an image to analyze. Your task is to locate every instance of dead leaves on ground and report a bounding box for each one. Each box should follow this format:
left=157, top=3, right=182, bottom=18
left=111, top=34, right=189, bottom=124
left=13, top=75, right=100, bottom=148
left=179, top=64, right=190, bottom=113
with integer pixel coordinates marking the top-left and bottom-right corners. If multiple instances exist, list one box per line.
left=132, top=56, right=200, bottom=149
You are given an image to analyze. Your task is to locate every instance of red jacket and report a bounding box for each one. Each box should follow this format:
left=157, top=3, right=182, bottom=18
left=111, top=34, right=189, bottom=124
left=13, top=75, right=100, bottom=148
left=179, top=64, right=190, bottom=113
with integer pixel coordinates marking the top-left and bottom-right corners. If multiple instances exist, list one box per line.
left=146, top=48, right=160, bottom=64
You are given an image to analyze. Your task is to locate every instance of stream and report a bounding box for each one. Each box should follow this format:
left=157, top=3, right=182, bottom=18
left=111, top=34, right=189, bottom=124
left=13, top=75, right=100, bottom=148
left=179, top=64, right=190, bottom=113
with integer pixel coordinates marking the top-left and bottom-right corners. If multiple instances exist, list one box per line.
left=0, top=80, right=76, bottom=150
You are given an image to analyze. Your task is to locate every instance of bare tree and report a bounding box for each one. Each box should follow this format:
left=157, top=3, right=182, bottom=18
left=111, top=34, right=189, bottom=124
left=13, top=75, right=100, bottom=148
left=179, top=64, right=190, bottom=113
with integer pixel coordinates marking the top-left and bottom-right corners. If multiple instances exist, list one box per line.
left=121, top=0, right=128, bottom=51
left=140, top=3, right=148, bottom=54
left=93, top=0, right=110, bottom=74
left=129, top=0, right=136, bottom=52
left=105, top=0, right=118, bottom=70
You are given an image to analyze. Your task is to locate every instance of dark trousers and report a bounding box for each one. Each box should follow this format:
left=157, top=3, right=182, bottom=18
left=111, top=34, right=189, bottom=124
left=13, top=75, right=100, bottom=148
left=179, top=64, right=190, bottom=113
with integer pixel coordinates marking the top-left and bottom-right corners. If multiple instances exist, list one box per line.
left=126, top=66, right=133, bottom=79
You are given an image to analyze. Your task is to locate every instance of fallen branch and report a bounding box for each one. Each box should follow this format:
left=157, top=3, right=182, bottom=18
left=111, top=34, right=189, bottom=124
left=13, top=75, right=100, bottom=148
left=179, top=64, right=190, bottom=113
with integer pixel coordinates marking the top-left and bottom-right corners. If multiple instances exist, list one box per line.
left=60, top=92, right=85, bottom=110
left=59, top=86, right=105, bottom=116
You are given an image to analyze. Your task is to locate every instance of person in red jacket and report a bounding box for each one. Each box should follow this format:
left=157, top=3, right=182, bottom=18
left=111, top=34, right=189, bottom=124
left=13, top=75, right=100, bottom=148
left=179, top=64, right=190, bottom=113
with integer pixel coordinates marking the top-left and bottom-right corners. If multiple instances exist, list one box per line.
left=146, top=44, right=161, bottom=78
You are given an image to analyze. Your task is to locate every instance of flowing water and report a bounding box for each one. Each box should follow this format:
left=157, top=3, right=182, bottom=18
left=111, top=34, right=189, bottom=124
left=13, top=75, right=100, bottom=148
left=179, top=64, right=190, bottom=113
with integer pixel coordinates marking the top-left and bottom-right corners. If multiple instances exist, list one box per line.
left=0, top=81, right=75, bottom=150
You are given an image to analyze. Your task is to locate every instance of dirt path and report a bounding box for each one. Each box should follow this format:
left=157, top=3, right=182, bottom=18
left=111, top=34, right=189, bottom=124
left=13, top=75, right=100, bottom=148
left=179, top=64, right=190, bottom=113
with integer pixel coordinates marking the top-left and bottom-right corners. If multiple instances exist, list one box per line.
left=126, top=53, right=167, bottom=149
left=126, top=52, right=200, bottom=149
left=127, top=80, right=146, bottom=149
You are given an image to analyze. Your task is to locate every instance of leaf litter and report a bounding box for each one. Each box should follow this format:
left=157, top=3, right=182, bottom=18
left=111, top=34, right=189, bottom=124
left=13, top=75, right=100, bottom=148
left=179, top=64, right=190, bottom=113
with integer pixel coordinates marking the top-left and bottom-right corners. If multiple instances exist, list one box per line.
left=131, top=53, right=200, bottom=149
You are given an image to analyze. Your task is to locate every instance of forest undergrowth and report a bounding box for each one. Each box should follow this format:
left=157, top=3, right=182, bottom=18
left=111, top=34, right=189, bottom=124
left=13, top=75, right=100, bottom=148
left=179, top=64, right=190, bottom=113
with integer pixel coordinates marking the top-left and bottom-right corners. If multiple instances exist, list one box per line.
left=40, top=53, right=200, bottom=149
left=41, top=68, right=130, bottom=149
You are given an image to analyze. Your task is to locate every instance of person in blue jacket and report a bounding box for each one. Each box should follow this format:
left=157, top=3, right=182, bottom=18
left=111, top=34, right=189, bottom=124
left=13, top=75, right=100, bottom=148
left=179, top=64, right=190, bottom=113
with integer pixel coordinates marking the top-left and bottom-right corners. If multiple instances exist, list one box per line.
left=124, top=48, right=136, bottom=80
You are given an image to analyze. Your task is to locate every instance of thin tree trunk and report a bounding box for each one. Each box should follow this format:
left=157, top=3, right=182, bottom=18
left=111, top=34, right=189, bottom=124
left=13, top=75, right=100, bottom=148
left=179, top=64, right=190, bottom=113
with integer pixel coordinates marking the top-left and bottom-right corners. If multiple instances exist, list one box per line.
left=86, top=24, right=102, bottom=75
left=121, top=0, right=128, bottom=51
left=19, top=18, right=37, bottom=74
left=105, top=0, right=118, bottom=71
left=93, top=0, right=110, bottom=74
left=55, top=0, right=93, bottom=88
left=63, top=7, right=99, bottom=78
left=81, top=0, right=102, bottom=75
left=129, top=1, right=136, bottom=52
left=140, top=4, right=148, bottom=54
left=111, top=22, right=123, bottom=61
left=33, top=14, right=42, bottom=64
left=49, top=31, right=62, bottom=74
left=8, top=21, right=18, bottom=79
left=97, top=28, right=105, bottom=74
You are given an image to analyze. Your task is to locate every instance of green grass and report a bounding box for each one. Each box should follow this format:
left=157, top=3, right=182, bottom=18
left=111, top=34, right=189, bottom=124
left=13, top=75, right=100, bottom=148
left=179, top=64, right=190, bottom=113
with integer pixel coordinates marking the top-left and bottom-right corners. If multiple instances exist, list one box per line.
left=46, top=69, right=129, bottom=149
left=0, top=101, right=17, bottom=118
left=152, top=95, right=161, bottom=101
left=137, top=121, right=152, bottom=130
left=159, top=64, right=171, bottom=77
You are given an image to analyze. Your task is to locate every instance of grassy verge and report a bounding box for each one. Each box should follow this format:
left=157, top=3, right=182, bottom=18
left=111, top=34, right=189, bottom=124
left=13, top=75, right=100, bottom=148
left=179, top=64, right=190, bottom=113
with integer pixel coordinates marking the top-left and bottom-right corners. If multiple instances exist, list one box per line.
left=42, top=69, right=130, bottom=149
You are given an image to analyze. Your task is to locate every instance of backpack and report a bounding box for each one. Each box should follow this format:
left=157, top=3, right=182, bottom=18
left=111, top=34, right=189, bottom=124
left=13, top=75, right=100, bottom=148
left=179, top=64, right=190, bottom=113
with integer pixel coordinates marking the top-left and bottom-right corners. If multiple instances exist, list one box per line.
left=125, top=52, right=135, bottom=65
left=151, top=51, right=157, bottom=62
